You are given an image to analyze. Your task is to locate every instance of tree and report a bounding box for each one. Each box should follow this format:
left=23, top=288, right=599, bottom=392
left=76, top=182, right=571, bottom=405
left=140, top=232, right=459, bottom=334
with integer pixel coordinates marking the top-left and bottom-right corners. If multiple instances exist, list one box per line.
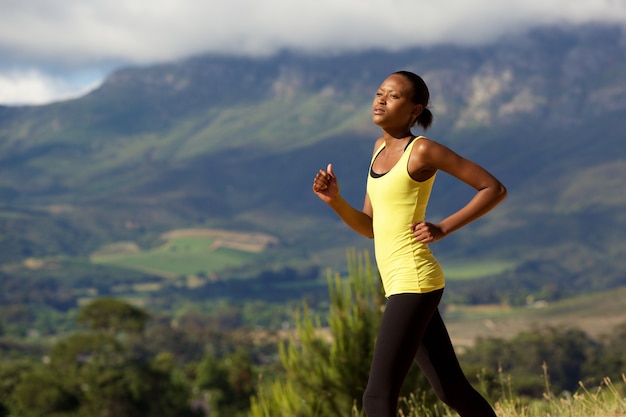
left=461, top=325, right=600, bottom=397
left=249, top=250, right=434, bottom=417
left=9, top=298, right=200, bottom=417
left=0, top=359, right=36, bottom=417
left=77, top=297, right=150, bottom=335
left=590, top=322, right=626, bottom=382
left=196, top=348, right=256, bottom=416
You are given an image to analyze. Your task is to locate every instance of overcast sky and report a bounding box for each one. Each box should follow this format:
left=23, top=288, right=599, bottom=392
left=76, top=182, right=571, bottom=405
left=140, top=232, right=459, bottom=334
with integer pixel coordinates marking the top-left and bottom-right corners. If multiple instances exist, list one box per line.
left=1, top=0, right=625, bottom=105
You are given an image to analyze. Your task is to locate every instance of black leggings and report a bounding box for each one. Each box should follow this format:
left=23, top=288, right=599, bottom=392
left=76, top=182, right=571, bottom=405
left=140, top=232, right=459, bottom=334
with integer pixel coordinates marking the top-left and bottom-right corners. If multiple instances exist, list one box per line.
left=362, top=290, right=496, bottom=417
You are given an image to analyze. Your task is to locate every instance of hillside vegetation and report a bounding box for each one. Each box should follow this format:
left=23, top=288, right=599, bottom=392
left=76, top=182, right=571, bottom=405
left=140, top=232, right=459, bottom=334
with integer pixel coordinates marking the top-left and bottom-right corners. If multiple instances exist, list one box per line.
left=2, top=253, right=625, bottom=417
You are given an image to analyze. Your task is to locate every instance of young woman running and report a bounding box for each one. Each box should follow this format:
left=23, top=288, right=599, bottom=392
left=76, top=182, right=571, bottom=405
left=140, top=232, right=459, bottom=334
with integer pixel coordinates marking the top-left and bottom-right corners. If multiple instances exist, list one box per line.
left=312, top=70, right=507, bottom=417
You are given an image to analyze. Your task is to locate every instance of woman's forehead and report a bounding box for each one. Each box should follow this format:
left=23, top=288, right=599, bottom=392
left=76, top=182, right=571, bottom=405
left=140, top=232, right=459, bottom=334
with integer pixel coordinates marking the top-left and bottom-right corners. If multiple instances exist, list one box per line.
left=379, top=74, right=412, bottom=91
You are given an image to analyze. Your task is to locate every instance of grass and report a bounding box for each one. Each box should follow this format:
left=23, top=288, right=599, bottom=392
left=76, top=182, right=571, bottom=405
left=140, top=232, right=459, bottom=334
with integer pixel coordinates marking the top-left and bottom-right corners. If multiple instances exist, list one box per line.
left=442, top=259, right=517, bottom=280
left=393, top=368, right=626, bottom=417
left=91, top=233, right=260, bottom=279
left=492, top=366, right=626, bottom=417
left=444, top=286, right=626, bottom=348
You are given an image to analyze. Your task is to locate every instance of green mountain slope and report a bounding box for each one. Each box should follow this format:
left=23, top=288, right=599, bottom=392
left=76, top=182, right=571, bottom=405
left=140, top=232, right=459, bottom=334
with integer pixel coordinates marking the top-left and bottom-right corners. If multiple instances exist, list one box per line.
left=0, top=24, right=625, bottom=320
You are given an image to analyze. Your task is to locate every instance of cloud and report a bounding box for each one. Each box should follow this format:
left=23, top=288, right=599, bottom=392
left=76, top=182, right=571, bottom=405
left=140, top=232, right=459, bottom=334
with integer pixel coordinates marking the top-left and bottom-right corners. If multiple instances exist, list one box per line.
left=1, top=0, right=625, bottom=104
left=0, top=70, right=103, bottom=106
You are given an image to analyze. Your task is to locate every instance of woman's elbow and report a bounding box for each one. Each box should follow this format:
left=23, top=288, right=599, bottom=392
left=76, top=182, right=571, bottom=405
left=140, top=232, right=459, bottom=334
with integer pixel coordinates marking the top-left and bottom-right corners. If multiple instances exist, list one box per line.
left=495, top=182, right=508, bottom=202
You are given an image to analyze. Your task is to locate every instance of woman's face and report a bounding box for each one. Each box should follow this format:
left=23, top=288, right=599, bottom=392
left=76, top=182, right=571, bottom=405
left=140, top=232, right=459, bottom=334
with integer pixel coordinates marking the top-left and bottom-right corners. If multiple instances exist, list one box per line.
left=372, top=74, right=422, bottom=130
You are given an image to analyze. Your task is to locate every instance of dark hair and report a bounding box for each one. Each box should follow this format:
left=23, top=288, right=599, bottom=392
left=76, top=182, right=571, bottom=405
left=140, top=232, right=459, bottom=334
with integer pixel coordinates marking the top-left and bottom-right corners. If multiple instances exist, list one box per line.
left=393, top=70, right=433, bottom=130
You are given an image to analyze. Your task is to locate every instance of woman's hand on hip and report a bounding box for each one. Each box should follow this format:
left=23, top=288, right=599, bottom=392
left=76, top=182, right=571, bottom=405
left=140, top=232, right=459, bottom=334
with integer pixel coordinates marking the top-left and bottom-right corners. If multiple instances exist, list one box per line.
left=409, top=221, right=445, bottom=243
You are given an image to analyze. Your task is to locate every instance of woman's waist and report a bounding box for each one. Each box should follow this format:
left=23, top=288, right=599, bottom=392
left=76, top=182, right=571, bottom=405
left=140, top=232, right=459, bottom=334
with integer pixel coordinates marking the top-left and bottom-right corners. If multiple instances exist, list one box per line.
left=373, top=221, right=424, bottom=242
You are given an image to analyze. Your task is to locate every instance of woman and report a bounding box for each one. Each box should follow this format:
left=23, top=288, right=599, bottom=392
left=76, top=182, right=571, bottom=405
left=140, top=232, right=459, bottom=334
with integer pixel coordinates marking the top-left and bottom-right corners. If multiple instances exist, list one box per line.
left=312, top=70, right=507, bottom=417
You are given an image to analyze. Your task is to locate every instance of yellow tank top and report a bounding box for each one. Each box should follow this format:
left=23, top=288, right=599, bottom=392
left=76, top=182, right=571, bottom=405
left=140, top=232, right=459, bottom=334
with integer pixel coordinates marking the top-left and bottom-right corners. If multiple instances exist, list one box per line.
left=366, top=136, right=445, bottom=297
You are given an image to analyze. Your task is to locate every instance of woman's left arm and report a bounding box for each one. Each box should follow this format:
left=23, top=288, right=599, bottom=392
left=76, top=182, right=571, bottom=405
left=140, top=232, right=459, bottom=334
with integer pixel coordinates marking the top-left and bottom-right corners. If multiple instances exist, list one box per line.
left=411, top=140, right=507, bottom=243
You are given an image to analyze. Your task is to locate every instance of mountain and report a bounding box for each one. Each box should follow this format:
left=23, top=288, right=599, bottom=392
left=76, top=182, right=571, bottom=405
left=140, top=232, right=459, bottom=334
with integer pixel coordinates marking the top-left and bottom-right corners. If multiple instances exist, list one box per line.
left=1, top=23, right=625, bottom=324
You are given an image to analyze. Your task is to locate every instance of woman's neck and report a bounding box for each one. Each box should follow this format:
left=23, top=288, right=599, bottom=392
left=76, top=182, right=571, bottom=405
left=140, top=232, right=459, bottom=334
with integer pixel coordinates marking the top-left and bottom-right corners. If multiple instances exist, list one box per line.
left=382, top=130, right=414, bottom=151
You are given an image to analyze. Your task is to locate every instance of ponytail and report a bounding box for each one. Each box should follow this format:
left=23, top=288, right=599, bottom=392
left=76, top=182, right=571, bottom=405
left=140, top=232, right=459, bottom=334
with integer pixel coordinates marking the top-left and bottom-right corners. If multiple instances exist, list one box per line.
left=416, top=107, right=433, bottom=130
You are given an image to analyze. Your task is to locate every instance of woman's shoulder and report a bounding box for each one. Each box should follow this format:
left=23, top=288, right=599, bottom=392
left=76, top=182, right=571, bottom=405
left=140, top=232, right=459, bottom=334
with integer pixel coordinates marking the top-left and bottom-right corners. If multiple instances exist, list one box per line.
left=412, top=136, right=452, bottom=153
left=411, top=136, right=464, bottom=170
left=412, top=136, right=438, bottom=153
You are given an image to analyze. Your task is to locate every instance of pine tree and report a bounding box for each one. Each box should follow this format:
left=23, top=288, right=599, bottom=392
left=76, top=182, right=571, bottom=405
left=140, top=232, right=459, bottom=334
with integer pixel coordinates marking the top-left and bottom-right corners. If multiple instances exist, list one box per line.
left=249, top=250, right=385, bottom=417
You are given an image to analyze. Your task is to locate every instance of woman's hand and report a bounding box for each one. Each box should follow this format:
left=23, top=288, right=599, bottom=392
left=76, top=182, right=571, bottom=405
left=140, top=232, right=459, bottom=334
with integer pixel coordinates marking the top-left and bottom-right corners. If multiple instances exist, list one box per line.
left=313, top=163, right=374, bottom=238
left=409, top=139, right=507, bottom=238
left=409, top=221, right=445, bottom=243
left=312, top=163, right=339, bottom=204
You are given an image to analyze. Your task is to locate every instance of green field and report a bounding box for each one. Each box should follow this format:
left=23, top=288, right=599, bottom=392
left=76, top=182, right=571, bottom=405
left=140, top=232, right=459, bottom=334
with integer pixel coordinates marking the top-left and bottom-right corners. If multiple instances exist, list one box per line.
left=92, top=243, right=516, bottom=283
left=441, top=259, right=516, bottom=280
left=91, top=235, right=259, bottom=279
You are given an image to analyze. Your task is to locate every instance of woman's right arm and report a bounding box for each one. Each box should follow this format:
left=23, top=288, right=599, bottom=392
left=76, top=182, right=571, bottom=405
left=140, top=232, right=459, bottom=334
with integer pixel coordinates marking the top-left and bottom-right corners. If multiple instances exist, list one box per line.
left=312, top=163, right=374, bottom=238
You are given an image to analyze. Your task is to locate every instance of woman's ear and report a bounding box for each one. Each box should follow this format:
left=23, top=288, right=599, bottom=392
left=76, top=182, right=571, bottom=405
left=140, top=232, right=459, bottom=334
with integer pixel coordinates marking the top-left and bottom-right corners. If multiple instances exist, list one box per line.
left=412, top=103, right=424, bottom=119
left=410, top=104, right=423, bottom=125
